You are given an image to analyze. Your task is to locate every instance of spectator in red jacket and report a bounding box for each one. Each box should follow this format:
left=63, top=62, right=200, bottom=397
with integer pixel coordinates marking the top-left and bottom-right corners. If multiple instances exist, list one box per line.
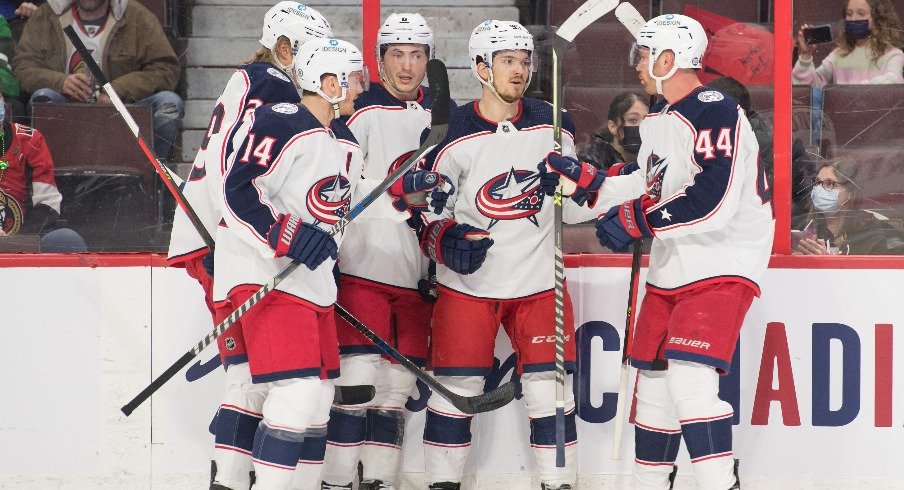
left=0, top=93, right=85, bottom=251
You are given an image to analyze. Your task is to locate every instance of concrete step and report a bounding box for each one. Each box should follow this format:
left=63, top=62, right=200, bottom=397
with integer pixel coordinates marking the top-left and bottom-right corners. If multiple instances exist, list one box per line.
left=184, top=65, right=480, bottom=106
left=190, top=5, right=518, bottom=38
left=184, top=36, right=472, bottom=68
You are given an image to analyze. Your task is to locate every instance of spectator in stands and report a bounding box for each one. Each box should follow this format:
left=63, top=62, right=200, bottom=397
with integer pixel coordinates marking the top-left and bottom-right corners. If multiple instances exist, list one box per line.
left=0, top=16, right=24, bottom=122
left=794, top=0, right=904, bottom=86
left=795, top=159, right=904, bottom=255
left=707, top=76, right=818, bottom=228
left=12, top=0, right=183, bottom=160
left=577, top=91, right=648, bottom=171
left=0, top=92, right=86, bottom=251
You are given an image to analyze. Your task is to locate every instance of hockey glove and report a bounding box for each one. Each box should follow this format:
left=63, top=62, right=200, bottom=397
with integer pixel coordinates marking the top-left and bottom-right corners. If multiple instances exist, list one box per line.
left=267, top=213, right=338, bottom=270
left=606, top=161, right=640, bottom=177
left=595, top=198, right=654, bottom=253
left=542, top=152, right=606, bottom=206
left=420, top=218, right=493, bottom=275
left=388, top=170, right=450, bottom=214
left=201, top=251, right=215, bottom=277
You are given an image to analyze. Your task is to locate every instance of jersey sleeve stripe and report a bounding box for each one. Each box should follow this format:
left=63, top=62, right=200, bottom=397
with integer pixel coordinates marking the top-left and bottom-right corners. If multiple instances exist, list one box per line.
left=646, top=112, right=741, bottom=232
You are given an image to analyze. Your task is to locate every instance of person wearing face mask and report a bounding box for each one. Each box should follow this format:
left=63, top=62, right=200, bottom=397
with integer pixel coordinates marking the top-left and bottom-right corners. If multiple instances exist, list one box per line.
left=795, top=159, right=904, bottom=255
left=577, top=91, right=648, bottom=172
left=707, top=76, right=819, bottom=229
left=794, top=0, right=904, bottom=86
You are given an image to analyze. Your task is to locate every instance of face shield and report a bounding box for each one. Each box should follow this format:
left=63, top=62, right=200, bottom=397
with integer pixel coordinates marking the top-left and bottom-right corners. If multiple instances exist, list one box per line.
left=629, top=42, right=649, bottom=67
left=346, top=67, right=371, bottom=93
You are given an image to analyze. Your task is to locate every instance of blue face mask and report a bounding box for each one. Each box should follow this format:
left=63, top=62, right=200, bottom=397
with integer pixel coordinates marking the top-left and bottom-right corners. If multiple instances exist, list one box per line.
left=845, top=19, right=871, bottom=40
left=811, top=185, right=841, bottom=213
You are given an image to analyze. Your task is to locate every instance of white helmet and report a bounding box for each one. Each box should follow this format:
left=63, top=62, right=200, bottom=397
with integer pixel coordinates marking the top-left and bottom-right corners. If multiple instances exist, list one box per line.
left=377, top=13, right=435, bottom=60
left=634, top=14, right=707, bottom=94
left=468, top=20, right=535, bottom=101
left=260, top=2, right=333, bottom=53
left=293, top=38, right=366, bottom=108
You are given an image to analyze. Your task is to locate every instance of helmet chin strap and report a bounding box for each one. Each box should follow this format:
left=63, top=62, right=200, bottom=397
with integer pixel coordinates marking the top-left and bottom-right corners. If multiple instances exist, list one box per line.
left=647, top=53, right=679, bottom=95
left=475, top=66, right=531, bottom=105
left=271, top=47, right=298, bottom=86
left=314, top=87, right=347, bottom=120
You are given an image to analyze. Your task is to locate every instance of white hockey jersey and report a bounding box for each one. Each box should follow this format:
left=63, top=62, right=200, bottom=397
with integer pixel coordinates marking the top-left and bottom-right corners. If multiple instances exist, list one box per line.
left=339, top=83, right=437, bottom=289
left=424, top=98, right=603, bottom=300
left=214, top=102, right=361, bottom=309
left=597, top=87, right=775, bottom=294
left=167, top=62, right=300, bottom=265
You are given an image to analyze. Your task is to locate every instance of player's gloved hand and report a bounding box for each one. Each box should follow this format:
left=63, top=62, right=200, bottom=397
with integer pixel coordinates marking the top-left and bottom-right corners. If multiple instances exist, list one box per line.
left=267, top=213, right=338, bottom=270
left=420, top=218, right=494, bottom=275
left=536, top=162, right=561, bottom=196
left=201, top=251, right=215, bottom=277
left=606, top=161, right=640, bottom=177
left=541, top=152, right=606, bottom=206
left=595, top=198, right=654, bottom=253
left=388, top=170, right=449, bottom=213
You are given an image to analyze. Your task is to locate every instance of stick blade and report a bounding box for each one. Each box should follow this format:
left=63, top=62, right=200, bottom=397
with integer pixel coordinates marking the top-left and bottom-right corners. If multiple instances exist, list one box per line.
left=556, top=0, right=619, bottom=42
left=456, top=381, right=517, bottom=415
left=333, top=384, right=376, bottom=405
left=425, top=59, right=451, bottom=127
left=616, top=2, right=647, bottom=40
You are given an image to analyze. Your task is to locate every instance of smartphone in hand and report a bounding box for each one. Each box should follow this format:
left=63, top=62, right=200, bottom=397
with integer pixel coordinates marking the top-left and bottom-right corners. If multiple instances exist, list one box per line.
left=803, top=25, right=833, bottom=45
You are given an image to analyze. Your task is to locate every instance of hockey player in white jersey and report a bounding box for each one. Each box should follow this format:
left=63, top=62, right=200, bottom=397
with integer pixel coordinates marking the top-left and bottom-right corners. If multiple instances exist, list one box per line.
left=544, top=14, right=774, bottom=490
left=414, top=20, right=613, bottom=490
left=164, top=5, right=333, bottom=489
left=321, top=14, right=450, bottom=490
left=212, top=37, right=367, bottom=489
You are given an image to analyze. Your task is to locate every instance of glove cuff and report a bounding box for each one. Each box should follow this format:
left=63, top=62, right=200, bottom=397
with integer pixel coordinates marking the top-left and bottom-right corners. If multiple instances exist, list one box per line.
left=420, top=218, right=456, bottom=264
left=267, top=213, right=301, bottom=257
left=619, top=199, right=653, bottom=239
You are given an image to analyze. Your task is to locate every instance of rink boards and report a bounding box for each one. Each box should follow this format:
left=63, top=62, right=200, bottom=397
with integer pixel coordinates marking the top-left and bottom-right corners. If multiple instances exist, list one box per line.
left=1, top=262, right=902, bottom=488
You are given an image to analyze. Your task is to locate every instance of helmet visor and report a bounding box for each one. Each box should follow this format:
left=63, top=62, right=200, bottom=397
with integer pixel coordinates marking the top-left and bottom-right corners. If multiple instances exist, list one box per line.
left=348, top=67, right=370, bottom=92
left=629, top=42, right=650, bottom=67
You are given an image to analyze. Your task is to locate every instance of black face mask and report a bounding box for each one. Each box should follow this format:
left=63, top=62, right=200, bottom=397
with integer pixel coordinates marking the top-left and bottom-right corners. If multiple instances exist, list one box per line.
left=621, top=125, right=642, bottom=155
left=845, top=19, right=871, bottom=40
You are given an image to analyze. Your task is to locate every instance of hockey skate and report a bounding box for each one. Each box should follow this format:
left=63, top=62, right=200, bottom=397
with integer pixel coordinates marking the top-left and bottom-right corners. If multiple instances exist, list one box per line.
left=728, top=459, right=740, bottom=489
left=320, top=483, right=352, bottom=489
left=540, top=483, right=572, bottom=490
left=668, top=465, right=678, bottom=489
left=428, top=483, right=461, bottom=490
left=359, top=479, right=394, bottom=490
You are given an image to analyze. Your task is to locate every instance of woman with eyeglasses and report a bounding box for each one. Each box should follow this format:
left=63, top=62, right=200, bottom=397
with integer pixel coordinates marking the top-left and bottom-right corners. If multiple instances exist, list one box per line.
left=794, top=159, right=904, bottom=255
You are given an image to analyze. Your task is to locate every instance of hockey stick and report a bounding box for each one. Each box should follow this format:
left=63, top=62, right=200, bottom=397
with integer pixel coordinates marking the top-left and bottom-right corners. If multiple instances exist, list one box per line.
left=335, top=307, right=515, bottom=414
left=62, top=26, right=214, bottom=250
left=611, top=240, right=642, bottom=459
left=551, top=0, right=620, bottom=467
left=610, top=3, right=648, bottom=460
left=120, top=59, right=452, bottom=416
left=68, top=24, right=377, bottom=408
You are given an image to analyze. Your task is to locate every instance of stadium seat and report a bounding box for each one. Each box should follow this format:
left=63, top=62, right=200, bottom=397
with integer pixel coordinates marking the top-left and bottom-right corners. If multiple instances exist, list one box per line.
left=562, top=21, right=640, bottom=86
left=31, top=103, right=161, bottom=251
left=832, top=144, right=904, bottom=218
left=821, top=85, right=904, bottom=146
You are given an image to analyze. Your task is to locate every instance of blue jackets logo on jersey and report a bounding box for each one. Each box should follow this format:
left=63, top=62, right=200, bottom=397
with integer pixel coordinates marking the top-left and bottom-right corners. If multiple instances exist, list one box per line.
left=646, top=153, right=667, bottom=200
left=475, top=167, right=545, bottom=228
left=306, top=175, right=351, bottom=225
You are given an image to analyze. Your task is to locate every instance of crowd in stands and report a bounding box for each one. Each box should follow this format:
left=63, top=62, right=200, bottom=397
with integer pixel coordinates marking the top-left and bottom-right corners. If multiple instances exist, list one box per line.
left=0, top=0, right=900, bottom=254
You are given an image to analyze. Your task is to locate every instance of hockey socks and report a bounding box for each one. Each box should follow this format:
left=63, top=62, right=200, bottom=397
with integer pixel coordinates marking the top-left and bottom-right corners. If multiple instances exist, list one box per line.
left=360, top=408, right=405, bottom=484
left=322, top=408, right=367, bottom=486
left=212, top=404, right=261, bottom=488
left=423, top=408, right=472, bottom=483
left=530, top=411, right=578, bottom=485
